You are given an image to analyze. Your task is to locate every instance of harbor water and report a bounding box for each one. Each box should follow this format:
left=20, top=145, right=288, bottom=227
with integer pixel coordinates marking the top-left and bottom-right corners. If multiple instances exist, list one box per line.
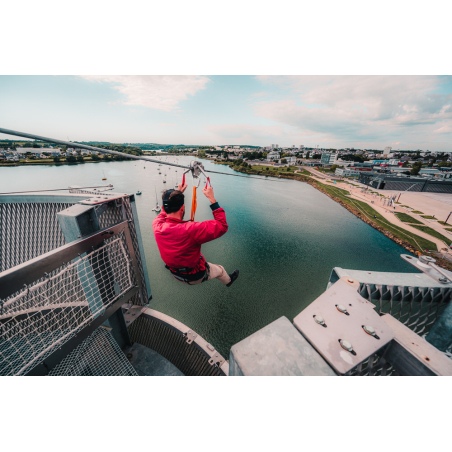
left=0, top=157, right=414, bottom=357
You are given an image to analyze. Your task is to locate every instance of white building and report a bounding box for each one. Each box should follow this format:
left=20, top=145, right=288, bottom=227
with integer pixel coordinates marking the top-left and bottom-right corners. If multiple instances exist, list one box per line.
left=267, top=151, right=280, bottom=161
left=383, top=146, right=392, bottom=156
left=282, top=156, right=297, bottom=165
left=271, top=144, right=279, bottom=150
left=21, top=147, right=56, bottom=155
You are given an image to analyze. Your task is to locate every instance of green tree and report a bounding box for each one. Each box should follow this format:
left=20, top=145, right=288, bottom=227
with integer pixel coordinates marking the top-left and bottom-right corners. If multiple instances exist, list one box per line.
left=281, top=158, right=287, bottom=164
left=91, top=154, right=100, bottom=161
left=411, top=161, right=422, bottom=175
left=53, top=156, right=61, bottom=163
left=66, top=155, right=77, bottom=163
left=77, top=156, right=85, bottom=163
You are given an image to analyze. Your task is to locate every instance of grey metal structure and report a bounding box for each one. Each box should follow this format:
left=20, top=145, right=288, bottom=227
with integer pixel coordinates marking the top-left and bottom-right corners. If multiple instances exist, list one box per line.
left=0, top=188, right=229, bottom=376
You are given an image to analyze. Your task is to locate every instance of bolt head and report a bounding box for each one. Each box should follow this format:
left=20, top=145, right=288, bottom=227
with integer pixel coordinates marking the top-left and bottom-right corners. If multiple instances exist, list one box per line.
left=340, top=339, right=353, bottom=352
left=363, top=325, right=376, bottom=336
left=336, top=304, right=348, bottom=314
left=314, top=315, right=325, bottom=325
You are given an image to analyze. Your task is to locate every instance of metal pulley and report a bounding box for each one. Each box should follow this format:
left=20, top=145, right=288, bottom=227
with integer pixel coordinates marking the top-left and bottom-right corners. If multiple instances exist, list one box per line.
left=189, top=160, right=206, bottom=180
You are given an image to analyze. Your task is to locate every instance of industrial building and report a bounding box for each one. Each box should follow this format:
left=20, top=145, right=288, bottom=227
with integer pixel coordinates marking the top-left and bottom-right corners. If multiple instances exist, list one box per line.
left=358, top=172, right=452, bottom=193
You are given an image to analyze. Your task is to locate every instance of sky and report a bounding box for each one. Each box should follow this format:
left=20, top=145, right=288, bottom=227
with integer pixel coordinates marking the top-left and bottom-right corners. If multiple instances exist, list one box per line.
left=1, top=75, right=451, bottom=151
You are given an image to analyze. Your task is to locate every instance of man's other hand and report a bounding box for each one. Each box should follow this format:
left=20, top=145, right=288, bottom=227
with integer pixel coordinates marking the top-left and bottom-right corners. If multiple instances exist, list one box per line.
left=202, top=186, right=216, bottom=204
left=177, top=183, right=188, bottom=193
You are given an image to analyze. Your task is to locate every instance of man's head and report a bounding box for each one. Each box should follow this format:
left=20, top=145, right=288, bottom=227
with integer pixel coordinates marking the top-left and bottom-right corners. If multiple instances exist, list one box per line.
left=162, top=189, right=185, bottom=217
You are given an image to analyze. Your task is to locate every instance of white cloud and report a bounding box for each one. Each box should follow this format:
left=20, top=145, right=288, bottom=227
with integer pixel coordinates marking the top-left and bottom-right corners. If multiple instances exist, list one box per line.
left=206, top=124, right=285, bottom=143
left=433, top=125, right=452, bottom=134
left=80, top=75, right=210, bottom=112
left=254, top=75, right=452, bottom=148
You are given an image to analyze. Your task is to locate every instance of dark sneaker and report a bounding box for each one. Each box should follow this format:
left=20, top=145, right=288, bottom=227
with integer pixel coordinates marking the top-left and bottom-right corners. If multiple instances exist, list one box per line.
left=226, top=269, right=239, bottom=287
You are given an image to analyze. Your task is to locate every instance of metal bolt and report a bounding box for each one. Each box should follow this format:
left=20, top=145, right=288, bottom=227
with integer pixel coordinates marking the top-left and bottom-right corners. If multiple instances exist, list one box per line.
left=362, top=325, right=380, bottom=339
left=313, top=315, right=326, bottom=327
left=336, top=304, right=349, bottom=315
left=347, top=279, right=354, bottom=284
left=339, top=339, right=356, bottom=355
left=439, top=277, right=449, bottom=283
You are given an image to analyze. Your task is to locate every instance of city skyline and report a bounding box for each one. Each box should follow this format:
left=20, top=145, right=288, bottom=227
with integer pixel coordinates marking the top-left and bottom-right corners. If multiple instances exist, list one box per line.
left=1, top=75, right=451, bottom=151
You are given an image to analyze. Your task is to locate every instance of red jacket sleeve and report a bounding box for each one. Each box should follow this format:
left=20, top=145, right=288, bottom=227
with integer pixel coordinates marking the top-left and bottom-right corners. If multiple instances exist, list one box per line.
left=152, top=208, right=167, bottom=231
left=189, top=207, right=228, bottom=245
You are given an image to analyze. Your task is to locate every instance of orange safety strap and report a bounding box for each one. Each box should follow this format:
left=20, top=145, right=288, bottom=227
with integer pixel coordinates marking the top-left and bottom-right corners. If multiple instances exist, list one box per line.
left=191, top=186, right=197, bottom=221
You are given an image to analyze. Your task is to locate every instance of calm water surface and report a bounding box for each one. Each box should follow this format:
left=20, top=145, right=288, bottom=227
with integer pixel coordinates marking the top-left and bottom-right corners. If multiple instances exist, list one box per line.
left=0, top=157, right=414, bottom=356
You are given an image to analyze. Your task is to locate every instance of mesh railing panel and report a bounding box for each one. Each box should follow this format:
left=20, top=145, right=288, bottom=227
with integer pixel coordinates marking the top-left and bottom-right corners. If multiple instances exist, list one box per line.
left=48, top=327, right=138, bottom=376
left=122, top=197, right=149, bottom=306
left=96, top=197, right=148, bottom=307
left=0, top=202, right=72, bottom=272
left=359, top=283, right=451, bottom=336
left=349, top=352, right=399, bottom=376
left=0, top=237, right=135, bottom=376
left=128, top=314, right=225, bottom=376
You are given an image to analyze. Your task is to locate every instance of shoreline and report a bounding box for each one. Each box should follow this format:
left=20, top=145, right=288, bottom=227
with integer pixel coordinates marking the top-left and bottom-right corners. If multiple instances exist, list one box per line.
left=218, top=160, right=452, bottom=271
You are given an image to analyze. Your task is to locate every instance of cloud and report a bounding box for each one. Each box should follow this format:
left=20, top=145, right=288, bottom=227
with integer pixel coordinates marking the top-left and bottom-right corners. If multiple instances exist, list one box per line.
left=158, top=122, right=177, bottom=127
left=80, top=75, right=210, bottom=112
left=433, top=125, right=452, bottom=134
left=253, top=75, right=452, bottom=147
left=206, top=124, right=286, bottom=142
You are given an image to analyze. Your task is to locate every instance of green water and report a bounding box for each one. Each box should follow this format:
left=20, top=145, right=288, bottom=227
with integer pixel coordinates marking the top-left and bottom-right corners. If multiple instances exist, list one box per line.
left=0, top=157, right=414, bottom=357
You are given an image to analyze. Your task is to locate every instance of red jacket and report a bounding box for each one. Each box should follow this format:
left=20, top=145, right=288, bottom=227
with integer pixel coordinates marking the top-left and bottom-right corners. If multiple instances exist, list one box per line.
left=152, top=203, right=228, bottom=274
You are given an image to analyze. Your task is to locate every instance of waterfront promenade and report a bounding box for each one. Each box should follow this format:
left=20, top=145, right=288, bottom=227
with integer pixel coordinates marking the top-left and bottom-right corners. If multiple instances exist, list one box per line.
left=302, top=166, right=452, bottom=259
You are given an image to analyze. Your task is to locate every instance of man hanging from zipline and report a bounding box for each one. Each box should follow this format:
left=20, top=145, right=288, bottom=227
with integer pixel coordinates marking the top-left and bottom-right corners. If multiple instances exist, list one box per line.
left=152, top=181, right=240, bottom=286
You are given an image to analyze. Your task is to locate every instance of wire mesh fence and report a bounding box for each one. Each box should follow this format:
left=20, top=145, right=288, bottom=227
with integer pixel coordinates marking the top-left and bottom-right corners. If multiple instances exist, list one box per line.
left=0, top=237, right=136, bottom=376
left=48, top=327, right=138, bottom=376
left=358, top=283, right=451, bottom=336
left=0, top=202, right=73, bottom=272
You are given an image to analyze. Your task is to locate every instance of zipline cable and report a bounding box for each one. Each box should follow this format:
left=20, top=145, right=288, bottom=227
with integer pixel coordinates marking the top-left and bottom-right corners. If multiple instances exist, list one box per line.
left=0, top=127, right=281, bottom=182
left=0, top=185, right=114, bottom=195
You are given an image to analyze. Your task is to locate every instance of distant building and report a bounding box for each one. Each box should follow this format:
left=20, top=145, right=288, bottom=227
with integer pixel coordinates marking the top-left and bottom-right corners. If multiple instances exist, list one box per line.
left=280, top=156, right=296, bottom=165
left=21, top=147, right=56, bottom=155
left=383, top=146, right=392, bottom=156
left=267, top=151, right=280, bottom=161
left=335, top=168, right=360, bottom=178
left=320, top=153, right=338, bottom=165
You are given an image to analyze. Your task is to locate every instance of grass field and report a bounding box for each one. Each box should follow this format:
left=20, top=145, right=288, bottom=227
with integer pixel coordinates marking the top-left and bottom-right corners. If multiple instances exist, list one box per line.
left=411, top=210, right=424, bottom=214
left=395, top=213, right=423, bottom=224
left=409, top=225, right=452, bottom=246
left=438, top=221, right=451, bottom=226
left=421, top=215, right=437, bottom=220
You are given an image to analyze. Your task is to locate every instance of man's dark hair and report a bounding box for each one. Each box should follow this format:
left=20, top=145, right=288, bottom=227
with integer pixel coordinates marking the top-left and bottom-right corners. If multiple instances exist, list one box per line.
left=162, top=189, right=185, bottom=213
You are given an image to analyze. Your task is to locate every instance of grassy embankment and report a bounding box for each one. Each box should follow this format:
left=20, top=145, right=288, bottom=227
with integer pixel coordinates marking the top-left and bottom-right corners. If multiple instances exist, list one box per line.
left=409, top=225, right=451, bottom=246
left=395, top=213, right=423, bottom=224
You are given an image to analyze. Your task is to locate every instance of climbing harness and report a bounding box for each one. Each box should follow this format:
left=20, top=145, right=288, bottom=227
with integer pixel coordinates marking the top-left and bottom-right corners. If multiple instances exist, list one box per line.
left=165, top=260, right=209, bottom=284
